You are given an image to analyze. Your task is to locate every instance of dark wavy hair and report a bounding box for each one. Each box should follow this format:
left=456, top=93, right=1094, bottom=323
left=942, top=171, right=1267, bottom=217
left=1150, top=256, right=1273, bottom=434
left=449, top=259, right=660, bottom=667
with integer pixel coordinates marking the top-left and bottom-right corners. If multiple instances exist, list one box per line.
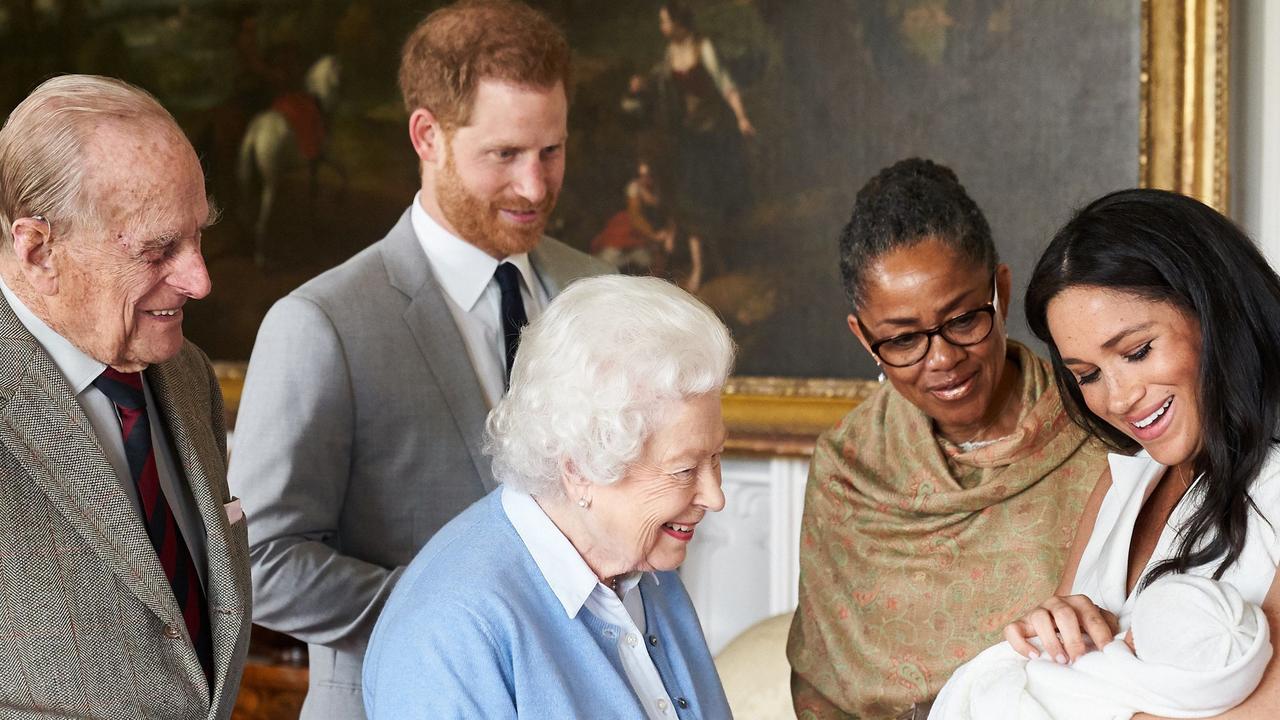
left=1025, top=188, right=1280, bottom=588
left=838, top=158, right=996, bottom=311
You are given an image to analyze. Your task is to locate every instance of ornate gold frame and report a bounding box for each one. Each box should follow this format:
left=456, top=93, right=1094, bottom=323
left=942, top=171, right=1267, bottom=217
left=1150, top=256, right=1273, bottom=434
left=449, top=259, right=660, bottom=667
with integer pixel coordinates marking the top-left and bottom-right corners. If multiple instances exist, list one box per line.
left=215, top=0, right=1230, bottom=455
left=1141, top=0, right=1230, bottom=211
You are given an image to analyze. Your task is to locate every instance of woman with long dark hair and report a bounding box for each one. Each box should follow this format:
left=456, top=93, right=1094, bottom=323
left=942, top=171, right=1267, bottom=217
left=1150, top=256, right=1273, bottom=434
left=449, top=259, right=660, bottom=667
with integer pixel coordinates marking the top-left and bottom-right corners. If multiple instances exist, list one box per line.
left=1011, top=188, right=1280, bottom=716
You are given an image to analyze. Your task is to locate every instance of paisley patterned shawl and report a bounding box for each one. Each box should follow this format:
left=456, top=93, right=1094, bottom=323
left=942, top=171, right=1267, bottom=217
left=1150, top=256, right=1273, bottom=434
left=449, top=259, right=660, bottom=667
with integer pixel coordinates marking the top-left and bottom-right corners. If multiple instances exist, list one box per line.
left=787, top=342, right=1108, bottom=719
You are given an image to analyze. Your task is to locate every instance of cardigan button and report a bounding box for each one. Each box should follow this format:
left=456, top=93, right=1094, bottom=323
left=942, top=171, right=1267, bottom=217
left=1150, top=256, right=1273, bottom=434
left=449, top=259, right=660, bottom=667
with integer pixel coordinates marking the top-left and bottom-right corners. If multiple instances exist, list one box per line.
left=648, top=634, right=659, bottom=646
left=677, top=697, right=689, bottom=709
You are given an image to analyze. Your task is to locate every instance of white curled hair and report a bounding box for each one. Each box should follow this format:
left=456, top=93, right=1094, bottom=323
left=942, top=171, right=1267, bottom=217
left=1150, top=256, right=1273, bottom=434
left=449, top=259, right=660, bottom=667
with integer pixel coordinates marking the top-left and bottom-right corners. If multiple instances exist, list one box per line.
left=485, top=275, right=735, bottom=498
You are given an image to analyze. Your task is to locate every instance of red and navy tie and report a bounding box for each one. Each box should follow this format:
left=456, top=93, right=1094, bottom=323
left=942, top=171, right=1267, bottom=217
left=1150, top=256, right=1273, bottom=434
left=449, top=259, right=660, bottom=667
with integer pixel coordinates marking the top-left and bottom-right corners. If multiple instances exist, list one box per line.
left=93, top=368, right=213, bottom=686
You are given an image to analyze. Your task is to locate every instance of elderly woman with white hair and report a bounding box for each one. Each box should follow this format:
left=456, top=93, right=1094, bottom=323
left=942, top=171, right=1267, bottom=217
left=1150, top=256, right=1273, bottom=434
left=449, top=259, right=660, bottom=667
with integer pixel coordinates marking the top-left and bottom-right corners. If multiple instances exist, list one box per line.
left=362, top=275, right=736, bottom=720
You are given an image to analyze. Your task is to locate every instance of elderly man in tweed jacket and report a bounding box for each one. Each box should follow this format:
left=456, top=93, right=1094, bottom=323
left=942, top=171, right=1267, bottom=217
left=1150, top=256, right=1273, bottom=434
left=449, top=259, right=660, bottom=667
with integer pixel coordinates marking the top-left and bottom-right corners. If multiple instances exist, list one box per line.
left=0, top=75, right=251, bottom=719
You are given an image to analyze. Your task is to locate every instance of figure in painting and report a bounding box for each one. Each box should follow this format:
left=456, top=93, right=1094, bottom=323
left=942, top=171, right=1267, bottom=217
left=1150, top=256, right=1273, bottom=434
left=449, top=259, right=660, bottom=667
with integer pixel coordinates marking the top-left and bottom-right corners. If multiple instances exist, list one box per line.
left=237, top=47, right=346, bottom=267
left=591, top=158, right=704, bottom=292
left=624, top=1, right=755, bottom=269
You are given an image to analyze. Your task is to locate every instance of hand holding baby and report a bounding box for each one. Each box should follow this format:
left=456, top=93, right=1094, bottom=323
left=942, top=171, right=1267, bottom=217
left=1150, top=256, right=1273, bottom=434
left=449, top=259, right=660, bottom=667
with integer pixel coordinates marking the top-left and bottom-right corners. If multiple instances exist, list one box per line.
left=1003, top=594, right=1119, bottom=665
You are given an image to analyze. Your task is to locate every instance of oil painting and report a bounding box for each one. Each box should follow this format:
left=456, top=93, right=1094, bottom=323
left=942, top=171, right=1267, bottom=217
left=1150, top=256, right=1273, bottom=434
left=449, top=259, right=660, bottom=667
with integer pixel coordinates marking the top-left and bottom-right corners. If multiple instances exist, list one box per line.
left=1, top=0, right=1141, bottom=380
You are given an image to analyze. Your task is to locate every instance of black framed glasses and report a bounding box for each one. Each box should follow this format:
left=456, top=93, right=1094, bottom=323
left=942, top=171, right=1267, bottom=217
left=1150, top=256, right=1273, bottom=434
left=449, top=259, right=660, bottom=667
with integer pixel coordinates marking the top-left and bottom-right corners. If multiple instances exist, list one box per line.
left=858, top=279, right=999, bottom=368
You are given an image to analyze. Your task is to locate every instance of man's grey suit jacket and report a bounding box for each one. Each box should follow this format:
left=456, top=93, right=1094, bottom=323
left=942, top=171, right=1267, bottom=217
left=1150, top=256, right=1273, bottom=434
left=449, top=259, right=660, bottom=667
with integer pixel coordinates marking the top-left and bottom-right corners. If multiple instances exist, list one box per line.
left=228, top=209, right=612, bottom=719
left=0, top=294, right=252, bottom=719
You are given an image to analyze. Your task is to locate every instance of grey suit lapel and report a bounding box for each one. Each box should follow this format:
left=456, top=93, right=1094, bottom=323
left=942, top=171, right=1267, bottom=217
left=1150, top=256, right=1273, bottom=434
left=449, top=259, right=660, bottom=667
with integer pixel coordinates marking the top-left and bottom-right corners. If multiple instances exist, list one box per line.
left=0, top=298, right=180, bottom=630
left=530, top=236, right=586, bottom=297
left=381, top=210, right=497, bottom=492
left=147, top=355, right=250, bottom=701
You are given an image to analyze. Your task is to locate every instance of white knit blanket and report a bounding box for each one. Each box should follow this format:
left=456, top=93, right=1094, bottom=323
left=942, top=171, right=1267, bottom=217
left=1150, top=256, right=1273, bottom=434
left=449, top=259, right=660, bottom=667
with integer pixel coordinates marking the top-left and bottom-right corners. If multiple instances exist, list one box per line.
left=929, top=578, right=1271, bottom=720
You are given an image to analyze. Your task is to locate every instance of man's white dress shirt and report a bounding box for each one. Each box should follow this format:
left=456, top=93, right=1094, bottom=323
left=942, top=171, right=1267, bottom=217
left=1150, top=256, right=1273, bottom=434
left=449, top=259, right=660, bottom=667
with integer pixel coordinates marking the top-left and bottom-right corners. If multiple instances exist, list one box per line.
left=411, top=193, right=548, bottom=409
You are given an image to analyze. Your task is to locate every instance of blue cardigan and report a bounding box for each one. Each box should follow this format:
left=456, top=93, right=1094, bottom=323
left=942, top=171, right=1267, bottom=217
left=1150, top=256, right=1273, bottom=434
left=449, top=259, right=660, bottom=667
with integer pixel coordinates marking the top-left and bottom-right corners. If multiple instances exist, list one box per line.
left=363, top=489, right=733, bottom=719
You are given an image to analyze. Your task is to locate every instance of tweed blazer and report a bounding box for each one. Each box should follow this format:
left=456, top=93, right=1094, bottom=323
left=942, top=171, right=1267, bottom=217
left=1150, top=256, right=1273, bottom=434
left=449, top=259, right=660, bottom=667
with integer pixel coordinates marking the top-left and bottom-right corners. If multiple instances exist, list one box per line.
left=228, top=209, right=612, bottom=719
left=0, top=293, right=252, bottom=719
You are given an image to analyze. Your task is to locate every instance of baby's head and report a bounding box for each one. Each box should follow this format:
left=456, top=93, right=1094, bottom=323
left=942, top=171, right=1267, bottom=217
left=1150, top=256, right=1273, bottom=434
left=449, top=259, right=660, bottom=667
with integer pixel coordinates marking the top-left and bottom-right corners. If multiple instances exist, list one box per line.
left=1127, top=575, right=1264, bottom=671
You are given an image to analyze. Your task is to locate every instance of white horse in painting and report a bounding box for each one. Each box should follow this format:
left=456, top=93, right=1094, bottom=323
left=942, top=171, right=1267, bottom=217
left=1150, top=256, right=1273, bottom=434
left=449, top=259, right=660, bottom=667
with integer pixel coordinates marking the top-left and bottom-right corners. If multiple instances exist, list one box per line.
left=237, top=54, right=344, bottom=266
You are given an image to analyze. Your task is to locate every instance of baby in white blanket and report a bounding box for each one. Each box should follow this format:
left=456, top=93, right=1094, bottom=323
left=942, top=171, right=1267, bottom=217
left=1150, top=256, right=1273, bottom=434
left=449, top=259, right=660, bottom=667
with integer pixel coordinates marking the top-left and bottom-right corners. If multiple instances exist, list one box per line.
left=929, top=575, right=1272, bottom=720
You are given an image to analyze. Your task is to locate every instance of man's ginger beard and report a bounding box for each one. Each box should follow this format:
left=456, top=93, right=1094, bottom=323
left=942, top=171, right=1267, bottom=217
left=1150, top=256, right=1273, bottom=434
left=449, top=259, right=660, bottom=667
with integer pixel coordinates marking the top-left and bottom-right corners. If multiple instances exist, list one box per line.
left=436, top=141, right=557, bottom=258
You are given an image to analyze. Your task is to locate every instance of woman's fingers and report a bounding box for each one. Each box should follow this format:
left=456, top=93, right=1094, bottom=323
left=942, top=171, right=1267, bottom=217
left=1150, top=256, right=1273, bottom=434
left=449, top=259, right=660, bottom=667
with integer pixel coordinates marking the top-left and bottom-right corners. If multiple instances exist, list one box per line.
left=1027, top=605, right=1070, bottom=664
left=1054, top=595, right=1118, bottom=658
left=1006, top=595, right=1116, bottom=664
left=1002, top=620, right=1040, bottom=659
left=1048, top=597, right=1092, bottom=662
left=1075, top=602, right=1120, bottom=652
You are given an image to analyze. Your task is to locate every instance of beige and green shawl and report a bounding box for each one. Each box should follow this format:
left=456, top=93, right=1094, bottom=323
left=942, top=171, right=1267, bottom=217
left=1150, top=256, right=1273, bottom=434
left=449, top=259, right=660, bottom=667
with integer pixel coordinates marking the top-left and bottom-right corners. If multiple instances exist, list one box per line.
left=787, top=342, right=1108, bottom=719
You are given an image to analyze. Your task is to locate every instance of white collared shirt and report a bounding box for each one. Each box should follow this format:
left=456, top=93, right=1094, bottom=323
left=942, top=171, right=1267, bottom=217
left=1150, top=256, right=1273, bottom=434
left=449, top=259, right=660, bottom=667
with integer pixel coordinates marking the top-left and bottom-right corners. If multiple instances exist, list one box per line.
left=502, top=486, right=679, bottom=720
left=0, top=278, right=207, bottom=590
left=410, top=194, right=548, bottom=409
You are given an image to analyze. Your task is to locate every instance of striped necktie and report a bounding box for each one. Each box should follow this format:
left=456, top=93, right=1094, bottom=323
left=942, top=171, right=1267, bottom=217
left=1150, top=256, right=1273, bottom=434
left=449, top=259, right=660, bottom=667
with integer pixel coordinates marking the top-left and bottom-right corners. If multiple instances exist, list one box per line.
left=93, top=368, right=213, bottom=686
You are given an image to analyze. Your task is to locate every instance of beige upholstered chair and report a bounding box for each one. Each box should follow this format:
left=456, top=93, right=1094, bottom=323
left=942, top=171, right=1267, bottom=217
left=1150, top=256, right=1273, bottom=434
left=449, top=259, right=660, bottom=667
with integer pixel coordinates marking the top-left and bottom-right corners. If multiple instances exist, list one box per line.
left=714, top=611, right=798, bottom=720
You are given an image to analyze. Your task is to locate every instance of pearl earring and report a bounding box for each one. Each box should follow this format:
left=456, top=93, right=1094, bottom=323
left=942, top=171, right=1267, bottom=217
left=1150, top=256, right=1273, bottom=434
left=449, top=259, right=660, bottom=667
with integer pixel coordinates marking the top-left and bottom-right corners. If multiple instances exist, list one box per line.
left=577, top=497, right=590, bottom=509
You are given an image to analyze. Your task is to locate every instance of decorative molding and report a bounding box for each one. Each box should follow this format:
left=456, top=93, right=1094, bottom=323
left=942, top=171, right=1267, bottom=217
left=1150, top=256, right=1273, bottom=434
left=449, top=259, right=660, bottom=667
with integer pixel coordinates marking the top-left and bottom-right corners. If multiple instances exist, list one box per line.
left=767, top=457, right=810, bottom=615
left=1141, top=0, right=1230, bottom=211
left=682, top=456, right=811, bottom=654
left=721, top=377, right=878, bottom=456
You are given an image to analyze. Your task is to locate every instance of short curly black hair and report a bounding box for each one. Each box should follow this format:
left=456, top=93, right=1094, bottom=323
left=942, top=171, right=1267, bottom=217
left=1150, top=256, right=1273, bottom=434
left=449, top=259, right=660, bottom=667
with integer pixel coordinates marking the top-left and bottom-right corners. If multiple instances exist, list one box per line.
left=838, top=158, right=996, bottom=310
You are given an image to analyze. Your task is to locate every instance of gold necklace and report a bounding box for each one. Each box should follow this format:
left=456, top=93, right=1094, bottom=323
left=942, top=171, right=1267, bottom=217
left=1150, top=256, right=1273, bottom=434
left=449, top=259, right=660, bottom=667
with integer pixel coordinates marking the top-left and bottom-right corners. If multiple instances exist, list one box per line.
left=1174, top=463, right=1195, bottom=491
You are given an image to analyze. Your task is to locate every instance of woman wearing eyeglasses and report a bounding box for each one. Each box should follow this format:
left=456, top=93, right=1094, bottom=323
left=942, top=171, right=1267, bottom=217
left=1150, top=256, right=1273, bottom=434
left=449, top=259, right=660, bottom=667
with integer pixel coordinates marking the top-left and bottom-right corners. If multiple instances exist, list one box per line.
left=787, top=158, right=1109, bottom=720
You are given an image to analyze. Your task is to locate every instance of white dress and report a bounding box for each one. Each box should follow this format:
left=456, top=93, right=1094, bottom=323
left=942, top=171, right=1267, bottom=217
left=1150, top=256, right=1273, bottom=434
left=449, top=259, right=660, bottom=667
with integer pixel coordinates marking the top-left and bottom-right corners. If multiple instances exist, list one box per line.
left=1071, top=447, right=1280, bottom=626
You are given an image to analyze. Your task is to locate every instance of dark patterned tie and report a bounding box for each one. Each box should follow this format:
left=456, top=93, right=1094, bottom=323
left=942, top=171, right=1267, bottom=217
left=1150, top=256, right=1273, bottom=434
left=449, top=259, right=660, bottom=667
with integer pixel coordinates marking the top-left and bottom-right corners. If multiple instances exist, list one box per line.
left=93, top=368, right=213, bottom=686
left=494, top=262, right=528, bottom=387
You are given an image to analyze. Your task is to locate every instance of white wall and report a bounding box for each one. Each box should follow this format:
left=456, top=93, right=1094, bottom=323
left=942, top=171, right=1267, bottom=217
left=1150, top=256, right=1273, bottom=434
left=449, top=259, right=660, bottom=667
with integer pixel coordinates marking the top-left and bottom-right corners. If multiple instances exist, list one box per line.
left=1232, top=0, right=1280, bottom=264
